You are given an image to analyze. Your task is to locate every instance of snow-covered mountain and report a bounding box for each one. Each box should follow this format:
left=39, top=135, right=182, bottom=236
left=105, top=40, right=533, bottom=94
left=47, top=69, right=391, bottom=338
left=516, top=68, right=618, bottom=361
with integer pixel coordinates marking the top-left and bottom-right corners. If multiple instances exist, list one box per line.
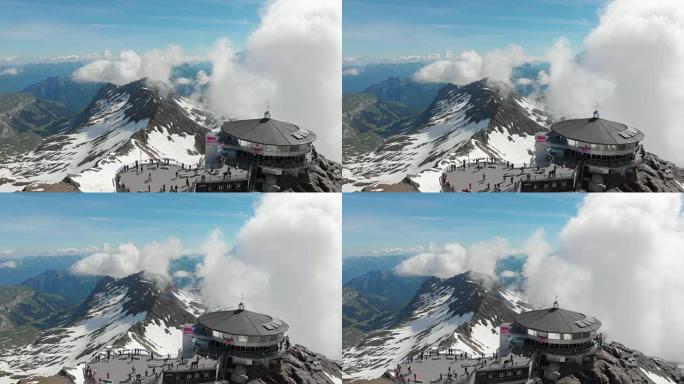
left=0, top=79, right=217, bottom=192
left=343, top=271, right=684, bottom=384
left=0, top=271, right=205, bottom=383
left=343, top=79, right=551, bottom=192
left=342, top=272, right=534, bottom=379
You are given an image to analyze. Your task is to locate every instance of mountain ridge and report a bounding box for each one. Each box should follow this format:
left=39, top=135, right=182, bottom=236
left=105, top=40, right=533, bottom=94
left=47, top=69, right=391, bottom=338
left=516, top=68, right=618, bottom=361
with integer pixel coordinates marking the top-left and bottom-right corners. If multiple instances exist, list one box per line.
left=344, top=78, right=549, bottom=191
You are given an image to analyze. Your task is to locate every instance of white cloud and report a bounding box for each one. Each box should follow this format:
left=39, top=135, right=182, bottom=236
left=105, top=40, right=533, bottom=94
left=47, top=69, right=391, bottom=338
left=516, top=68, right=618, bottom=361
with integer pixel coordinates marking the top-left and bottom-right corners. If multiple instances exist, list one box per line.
left=195, top=194, right=341, bottom=359
left=72, top=45, right=185, bottom=86
left=204, top=0, right=342, bottom=161
left=46, top=245, right=100, bottom=255
left=343, top=67, right=363, bottom=76
left=522, top=195, right=684, bottom=362
left=174, top=77, right=193, bottom=85
left=395, top=238, right=511, bottom=278
left=194, top=228, right=269, bottom=311
left=0, top=249, right=15, bottom=256
left=0, top=67, right=20, bottom=76
left=413, top=45, right=526, bottom=86
left=499, top=270, right=518, bottom=278
left=541, top=0, right=684, bottom=164
left=395, top=53, right=442, bottom=62
left=70, top=238, right=183, bottom=280
left=172, top=270, right=191, bottom=278
left=538, top=38, right=614, bottom=120
left=362, top=245, right=427, bottom=256
left=0, top=260, right=17, bottom=269
left=0, top=56, right=19, bottom=64
left=203, top=38, right=276, bottom=121
left=515, top=77, right=533, bottom=86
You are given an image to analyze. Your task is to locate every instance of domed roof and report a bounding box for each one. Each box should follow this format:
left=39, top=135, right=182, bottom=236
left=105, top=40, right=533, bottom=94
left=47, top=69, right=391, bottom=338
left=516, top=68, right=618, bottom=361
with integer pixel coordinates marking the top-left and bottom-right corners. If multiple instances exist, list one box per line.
left=551, top=116, right=644, bottom=145
left=514, top=303, right=601, bottom=334
left=198, top=306, right=289, bottom=336
left=220, top=115, right=316, bottom=146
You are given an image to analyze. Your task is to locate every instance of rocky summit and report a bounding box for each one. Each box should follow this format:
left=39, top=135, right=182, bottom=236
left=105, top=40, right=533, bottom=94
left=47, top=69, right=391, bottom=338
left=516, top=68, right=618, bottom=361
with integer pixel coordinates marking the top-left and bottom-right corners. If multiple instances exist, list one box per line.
left=557, top=342, right=682, bottom=384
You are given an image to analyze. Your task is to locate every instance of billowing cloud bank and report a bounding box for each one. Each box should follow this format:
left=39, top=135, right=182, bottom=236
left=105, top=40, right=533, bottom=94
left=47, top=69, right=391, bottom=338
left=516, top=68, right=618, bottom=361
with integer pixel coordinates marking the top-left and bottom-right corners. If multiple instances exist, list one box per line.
left=71, top=238, right=183, bottom=280
left=523, top=194, right=684, bottom=362
left=390, top=194, right=684, bottom=361
left=411, top=0, right=684, bottom=164
left=195, top=194, right=342, bottom=359
left=541, top=0, right=684, bottom=164
left=395, top=238, right=511, bottom=278
left=71, top=0, right=341, bottom=161
left=413, top=45, right=526, bottom=86
left=73, top=46, right=185, bottom=85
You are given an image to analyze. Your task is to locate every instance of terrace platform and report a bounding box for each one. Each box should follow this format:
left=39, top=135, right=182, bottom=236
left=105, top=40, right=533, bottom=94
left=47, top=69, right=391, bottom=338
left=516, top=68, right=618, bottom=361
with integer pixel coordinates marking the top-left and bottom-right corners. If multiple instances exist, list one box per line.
left=115, top=160, right=249, bottom=192
left=441, top=161, right=575, bottom=192
left=396, top=353, right=530, bottom=384
left=84, top=352, right=217, bottom=384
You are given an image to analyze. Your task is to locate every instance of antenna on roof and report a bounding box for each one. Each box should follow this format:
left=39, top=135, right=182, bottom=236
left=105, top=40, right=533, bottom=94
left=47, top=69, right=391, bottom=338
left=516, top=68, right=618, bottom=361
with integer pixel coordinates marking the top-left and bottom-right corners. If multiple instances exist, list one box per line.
left=264, top=102, right=271, bottom=120
left=238, top=294, right=245, bottom=311
left=593, top=102, right=600, bottom=119
left=553, top=294, right=559, bottom=309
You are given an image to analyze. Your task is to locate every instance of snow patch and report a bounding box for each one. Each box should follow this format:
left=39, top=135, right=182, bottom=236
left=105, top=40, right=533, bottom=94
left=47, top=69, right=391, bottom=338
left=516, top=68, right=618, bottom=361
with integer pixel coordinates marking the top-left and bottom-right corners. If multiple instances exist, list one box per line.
left=640, top=368, right=677, bottom=384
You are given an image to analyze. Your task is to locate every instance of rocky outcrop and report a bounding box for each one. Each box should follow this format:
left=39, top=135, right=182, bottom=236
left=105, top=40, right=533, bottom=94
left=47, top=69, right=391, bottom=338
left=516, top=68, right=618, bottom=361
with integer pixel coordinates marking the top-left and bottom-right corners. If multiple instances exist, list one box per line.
left=360, top=176, right=420, bottom=192
left=611, top=153, right=684, bottom=192
left=557, top=342, right=683, bottom=384
left=282, top=157, right=342, bottom=192
left=249, top=345, right=341, bottom=384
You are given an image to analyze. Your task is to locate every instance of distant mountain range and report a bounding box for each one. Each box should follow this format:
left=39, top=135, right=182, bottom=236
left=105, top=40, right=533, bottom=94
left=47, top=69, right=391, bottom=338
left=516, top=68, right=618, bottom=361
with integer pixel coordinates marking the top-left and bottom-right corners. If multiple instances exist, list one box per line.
left=0, top=62, right=87, bottom=93
left=343, top=62, right=428, bottom=94
left=342, top=254, right=412, bottom=283
left=22, top=77, right=102, bottom=114
left=0, top=255, right=86, bottom=286
left=20, top=270, right=102, bottom=307
left=0, top=61, right=213, bottom=94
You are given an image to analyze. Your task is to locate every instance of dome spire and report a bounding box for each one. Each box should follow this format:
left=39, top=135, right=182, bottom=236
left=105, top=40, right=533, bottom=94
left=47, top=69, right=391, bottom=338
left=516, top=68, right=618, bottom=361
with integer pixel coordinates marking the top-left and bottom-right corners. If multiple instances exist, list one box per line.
left=264, top=102, right=271, bottom=120
left=593, top=102, right=600, bottom=119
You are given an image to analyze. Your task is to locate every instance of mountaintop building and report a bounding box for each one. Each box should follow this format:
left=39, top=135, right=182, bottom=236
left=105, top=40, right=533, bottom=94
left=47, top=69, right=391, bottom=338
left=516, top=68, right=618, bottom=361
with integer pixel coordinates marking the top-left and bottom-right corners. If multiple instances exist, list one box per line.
left=205, top=111, right=318, bottom=191
left=535, top=111, right=645, bottom=191
left=82, top=304, right=291, bottom=384
left=187, top=302, right=289, bottom=364
left=498, top=301, right=603, bottom=382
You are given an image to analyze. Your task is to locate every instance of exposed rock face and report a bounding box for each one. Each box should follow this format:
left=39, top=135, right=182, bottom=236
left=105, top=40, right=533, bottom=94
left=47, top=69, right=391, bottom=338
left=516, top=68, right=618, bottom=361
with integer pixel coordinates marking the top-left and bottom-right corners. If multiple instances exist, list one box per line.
left=360, top=176, right=420, bottom=192
left=282, top=157, right=342, bottom=192
left=611, top=153, right=684, bottom=192
left=249, top=345, right=341, bottom=384
left=557, top=342, right=683, bottom=384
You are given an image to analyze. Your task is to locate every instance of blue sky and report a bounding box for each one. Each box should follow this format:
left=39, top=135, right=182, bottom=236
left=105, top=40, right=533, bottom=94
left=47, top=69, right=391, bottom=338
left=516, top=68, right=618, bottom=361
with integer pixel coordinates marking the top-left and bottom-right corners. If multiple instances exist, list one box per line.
left=0, top=0, right=265, bottom=61
left=343, top=193, right=584, bottom=257
left=344, top=0, right=603, bottom=62
left=0, top=194, right=260, bottom=256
